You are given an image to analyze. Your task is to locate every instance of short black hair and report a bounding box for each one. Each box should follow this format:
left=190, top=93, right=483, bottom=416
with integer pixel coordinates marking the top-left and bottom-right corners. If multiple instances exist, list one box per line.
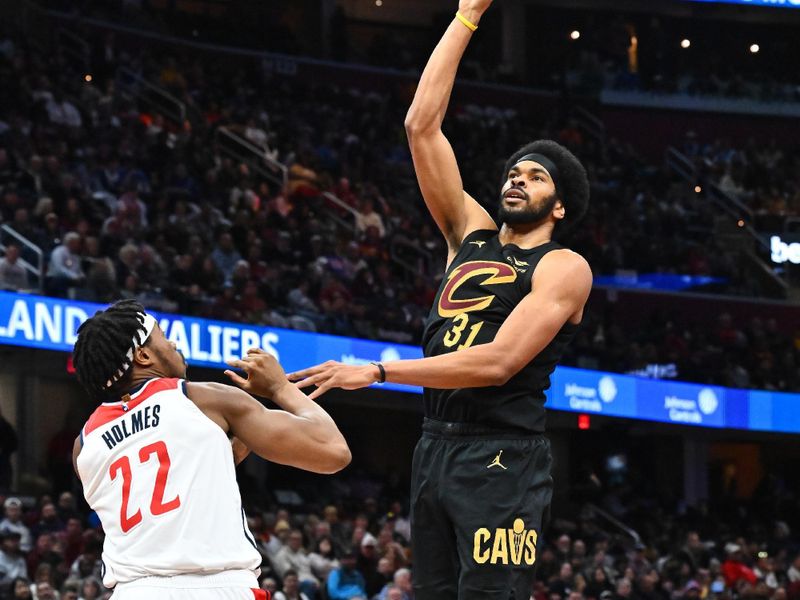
left=502, top=140, right=590, bottom=234
left=73, top=300, right=149, bottom=402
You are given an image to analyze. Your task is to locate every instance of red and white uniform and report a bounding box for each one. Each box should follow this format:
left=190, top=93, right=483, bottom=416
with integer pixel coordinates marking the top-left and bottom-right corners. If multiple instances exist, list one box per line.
left=77, top=378, right=264, bottom=598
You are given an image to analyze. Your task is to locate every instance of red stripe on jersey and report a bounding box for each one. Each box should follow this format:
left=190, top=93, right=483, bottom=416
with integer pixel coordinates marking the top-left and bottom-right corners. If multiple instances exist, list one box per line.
left=251, top=590, right=269, bottom=600
left=83, top=378, right=180, bottom=436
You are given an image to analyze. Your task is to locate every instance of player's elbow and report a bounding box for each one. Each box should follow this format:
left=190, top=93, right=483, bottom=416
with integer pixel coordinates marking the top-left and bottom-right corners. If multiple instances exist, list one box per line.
left=315, top=442, right=352, bottom=475
left=404, top=116, right=420, bottom=141
left=484, top=364, right=510, bottom=387
left=404, top=111, right=436, bottom=140
left=487, top=358, right=522, bottom=386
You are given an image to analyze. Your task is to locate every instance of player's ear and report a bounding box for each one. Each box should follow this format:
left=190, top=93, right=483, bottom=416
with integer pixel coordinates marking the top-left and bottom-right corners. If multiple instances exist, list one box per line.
left=553, top=199, right=565, bottom=221
left=133, top=345, right=155, bottom=367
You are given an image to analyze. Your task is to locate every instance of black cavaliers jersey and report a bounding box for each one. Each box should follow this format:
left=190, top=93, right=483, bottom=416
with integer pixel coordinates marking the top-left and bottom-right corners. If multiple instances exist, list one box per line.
left=421, top=229, right=580, bottom=433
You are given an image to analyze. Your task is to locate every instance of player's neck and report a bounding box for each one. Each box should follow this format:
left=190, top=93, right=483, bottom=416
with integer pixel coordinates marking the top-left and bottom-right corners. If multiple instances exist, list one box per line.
left=498, top=221, right=553, bottom=249
left=127, top=368, right=170, bottom=391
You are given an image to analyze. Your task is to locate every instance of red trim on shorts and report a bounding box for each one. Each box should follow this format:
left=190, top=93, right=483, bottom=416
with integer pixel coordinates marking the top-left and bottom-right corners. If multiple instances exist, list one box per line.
left=251, top=589, right=269, bottom=600
left=83, top=378, right=179, bottom=436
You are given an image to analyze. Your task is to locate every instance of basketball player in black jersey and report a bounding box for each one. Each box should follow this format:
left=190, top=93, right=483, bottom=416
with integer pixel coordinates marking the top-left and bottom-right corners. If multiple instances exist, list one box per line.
left=234, top=1, right=591, bottom=598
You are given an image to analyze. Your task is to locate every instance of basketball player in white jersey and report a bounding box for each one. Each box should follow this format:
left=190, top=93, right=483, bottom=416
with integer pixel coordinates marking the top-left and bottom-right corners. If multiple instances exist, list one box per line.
left=71, top=300, right=351, bottom=600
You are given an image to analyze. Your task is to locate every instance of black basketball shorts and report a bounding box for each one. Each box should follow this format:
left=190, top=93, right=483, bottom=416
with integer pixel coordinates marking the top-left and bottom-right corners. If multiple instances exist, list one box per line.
left=410, top=418, right=553, bottom=600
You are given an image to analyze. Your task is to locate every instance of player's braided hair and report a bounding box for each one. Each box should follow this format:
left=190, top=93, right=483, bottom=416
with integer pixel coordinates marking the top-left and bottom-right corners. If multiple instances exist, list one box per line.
left=73, top=300, right=149, bottom=402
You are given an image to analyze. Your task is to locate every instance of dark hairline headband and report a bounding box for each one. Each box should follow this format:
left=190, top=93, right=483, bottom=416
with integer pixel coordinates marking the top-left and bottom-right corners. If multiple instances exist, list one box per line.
left=513, top=153, right=560, bottom=193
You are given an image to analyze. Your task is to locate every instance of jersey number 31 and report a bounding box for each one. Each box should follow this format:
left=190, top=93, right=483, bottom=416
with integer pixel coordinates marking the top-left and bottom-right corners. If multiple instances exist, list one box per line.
left=109, top=441, right=181, bottom=533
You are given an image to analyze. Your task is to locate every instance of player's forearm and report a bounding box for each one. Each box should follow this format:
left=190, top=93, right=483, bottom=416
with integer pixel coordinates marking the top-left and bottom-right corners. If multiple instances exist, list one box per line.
left=404, top=15, right=480, bottom=136
left=383, top=342, right=510, bottom=389
left=271, top=383, right=351, bottom=472
left=272, top=382, right=339, bottom=431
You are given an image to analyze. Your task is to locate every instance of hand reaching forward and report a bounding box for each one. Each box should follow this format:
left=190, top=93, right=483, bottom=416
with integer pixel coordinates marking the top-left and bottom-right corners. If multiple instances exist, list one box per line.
left=225, top=347, right=290, bottom=399
left=288, top=361, right=380, bottom=400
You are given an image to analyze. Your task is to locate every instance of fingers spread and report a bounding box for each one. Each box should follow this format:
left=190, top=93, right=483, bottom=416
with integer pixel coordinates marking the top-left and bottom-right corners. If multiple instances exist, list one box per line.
left=294, top=379, right=316, bottom=390
left=224, top=370, right=248, bottom=388
left=226, top=358, right=250, bottom=371
left=309, top=386, right=328, bottom=401
left=288, top=366, right=321, bottom=381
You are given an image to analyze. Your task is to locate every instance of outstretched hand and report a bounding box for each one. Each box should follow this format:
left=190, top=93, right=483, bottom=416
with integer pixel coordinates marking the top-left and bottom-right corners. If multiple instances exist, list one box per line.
left=287, top=361, right=380, bottom=400
left=224, top=347, right=289, bottom=399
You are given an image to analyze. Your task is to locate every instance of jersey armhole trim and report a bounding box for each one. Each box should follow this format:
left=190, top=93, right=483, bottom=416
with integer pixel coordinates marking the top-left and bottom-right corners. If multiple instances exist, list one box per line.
left=460, top=228, right=496, bottom=246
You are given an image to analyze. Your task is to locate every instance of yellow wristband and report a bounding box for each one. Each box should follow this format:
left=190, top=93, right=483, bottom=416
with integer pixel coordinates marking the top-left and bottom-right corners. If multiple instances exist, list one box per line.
left=455, top=11, right=478, bottom=32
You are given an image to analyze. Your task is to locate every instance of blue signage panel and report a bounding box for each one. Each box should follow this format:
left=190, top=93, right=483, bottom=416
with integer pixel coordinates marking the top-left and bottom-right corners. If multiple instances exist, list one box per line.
left=548, top=367, right=638, bottom=419
left=688, top=0, right=800, bottom=7
left=0, top=291, right=798, bottom=433
left=0, top=291, right=422, bottom=394
left=592, top=273, right=726, bottom=292
left=637, top=379, right=726, bottom=428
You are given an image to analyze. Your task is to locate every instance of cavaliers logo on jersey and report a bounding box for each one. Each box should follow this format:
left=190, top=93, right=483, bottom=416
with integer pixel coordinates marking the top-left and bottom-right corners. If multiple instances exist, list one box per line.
left=473, top=518, right=538, bottom=566
left=438, top=260, right=517, bottom=318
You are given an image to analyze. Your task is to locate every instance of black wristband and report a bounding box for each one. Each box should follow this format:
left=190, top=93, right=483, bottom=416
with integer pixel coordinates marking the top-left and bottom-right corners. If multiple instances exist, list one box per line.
left=371, top=361, right=386, bottom=383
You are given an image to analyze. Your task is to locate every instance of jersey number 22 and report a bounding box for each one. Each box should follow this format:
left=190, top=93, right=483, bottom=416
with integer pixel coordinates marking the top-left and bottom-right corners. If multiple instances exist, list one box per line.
left=109, top=441, right=181, bottom=533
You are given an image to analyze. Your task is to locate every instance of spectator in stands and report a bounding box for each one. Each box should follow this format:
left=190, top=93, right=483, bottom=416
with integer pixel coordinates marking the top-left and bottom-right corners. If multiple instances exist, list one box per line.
left=45, top=232, right=83, bottom=298
left=0, top=244, right=29, bottom=290
left=0, top=530, right=28, bottom=586
left=375, top=528, right=406, bottom=572
left=9, top=576, right=31, bottom=599
left=354, top=199, right=385, bottom=239
left=380, top=586, right=404, bottom=600
left=755, top=551, right=779, bottom=589
left=327, top=550, right=366, bottom=600
left=722, top=543, right=758, bottom=588
left=372, top=557, right=395, bottom=597
left=31, top=504, right=62, bottom=539
left=683, top=532, right=710, bottom=570
left=551, top=562, right=576, bottom=597
left=0, top=498, right=31, bottom=553
left=273, top=569, right=310, bottom=600
left=377, top=568, right=412, bottom=600
left=585, top=566, right=614, bottom=599
left=309, top=535, right=339, bottom=583
left=210, top=232, right=242, bottom=283
left=60, top=579, right=80, bottom=600
left=260, top=576, right=279, bottom=596
left=45, top=93, right=82, bottom=129
left=271, top=529, right=318, bottom=598
left=787, top=554, right=800, bottom=583
left=78, top=576, right=102, bottom=600
left=614, top=577, right=633, bottom=600
left=323, top=506, right=350, bottom=556
left=33, top=580, right=57, bottom=600
left=357, top=533, right=382, bottom=596
left=26, top=533, right=60, bottom=578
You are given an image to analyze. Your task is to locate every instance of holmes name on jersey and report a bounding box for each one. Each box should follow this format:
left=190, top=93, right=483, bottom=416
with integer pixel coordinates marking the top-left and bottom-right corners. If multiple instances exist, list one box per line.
left=101, top=405, right=161, bottom=450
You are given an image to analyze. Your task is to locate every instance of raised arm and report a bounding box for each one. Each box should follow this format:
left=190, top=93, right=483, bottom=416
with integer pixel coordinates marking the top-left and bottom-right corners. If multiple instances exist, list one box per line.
left=189, top=350, right=351, bottom=474
left=289, top=250, right=592, bottom=395
left=404, top=0, right=496, bottom=262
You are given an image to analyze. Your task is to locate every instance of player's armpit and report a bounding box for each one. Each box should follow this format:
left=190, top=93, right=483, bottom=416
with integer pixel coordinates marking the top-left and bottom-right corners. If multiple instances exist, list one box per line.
left=186, top=381, right=351, bottom=474
left=489, top=250, right=592, bottom=381
left=230, top=436, right=250, bottom=465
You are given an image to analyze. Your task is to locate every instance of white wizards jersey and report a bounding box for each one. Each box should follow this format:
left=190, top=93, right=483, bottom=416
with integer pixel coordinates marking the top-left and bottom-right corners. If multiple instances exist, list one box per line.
left=77, top=378, right=261, bottom=588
